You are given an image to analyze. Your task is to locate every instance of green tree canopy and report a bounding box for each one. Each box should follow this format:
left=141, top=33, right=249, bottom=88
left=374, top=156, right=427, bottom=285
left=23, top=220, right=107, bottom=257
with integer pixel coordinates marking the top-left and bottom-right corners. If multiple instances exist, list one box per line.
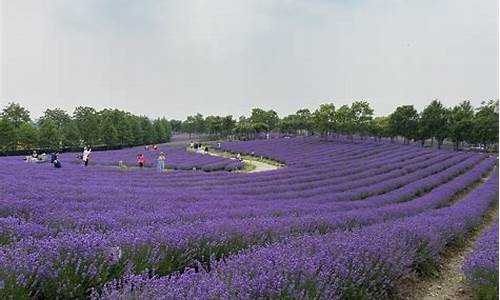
left=313, top=103, right=336, bottom=136
left=448, top=101, right=475, bottom=150
left=419, top=100, right=449, bottom=148
left=389, top=105, right=419, bottom=144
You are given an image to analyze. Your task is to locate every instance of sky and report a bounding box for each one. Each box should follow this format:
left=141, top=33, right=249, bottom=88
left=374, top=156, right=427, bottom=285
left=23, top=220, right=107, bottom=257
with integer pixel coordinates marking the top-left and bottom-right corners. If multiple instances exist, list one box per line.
left=1, top=0, right=498, bottom=120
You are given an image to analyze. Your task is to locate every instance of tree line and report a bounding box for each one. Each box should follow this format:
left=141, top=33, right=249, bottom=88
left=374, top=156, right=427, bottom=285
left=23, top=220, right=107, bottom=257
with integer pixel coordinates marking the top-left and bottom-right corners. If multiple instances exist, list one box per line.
left=0, top=104, right=171, bottom=153
left=0, top=99, right=498, bottom=153
left=174, top=99, right=498, bottom=151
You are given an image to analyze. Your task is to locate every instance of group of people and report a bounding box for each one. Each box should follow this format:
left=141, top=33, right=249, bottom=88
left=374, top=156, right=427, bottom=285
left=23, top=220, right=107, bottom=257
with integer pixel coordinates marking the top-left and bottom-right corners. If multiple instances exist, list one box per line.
left=76, top=146, right=92, bottom=166
left=144, top=144, right=158, bottom=151
left=189, top=141, right=209, bottom=154
left=24, top=150, right=61, bottom=168
left=136, top=151, right=166, bottom=173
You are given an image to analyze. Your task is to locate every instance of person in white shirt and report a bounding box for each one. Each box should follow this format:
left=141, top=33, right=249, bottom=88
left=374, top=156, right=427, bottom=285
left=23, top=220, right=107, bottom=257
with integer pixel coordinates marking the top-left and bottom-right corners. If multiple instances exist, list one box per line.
left=82, top=146, right=92, bottom=166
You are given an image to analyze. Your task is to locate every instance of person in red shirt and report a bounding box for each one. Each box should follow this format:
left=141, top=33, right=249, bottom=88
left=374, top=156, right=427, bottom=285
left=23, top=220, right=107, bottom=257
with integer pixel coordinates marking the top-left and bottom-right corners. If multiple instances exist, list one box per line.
left=137, top=154, right=145, bottom=168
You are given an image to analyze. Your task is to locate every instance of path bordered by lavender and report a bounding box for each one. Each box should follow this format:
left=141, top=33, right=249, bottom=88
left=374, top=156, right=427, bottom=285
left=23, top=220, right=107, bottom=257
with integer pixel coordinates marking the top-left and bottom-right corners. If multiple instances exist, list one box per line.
left=0, top=137, right=497, bottom=299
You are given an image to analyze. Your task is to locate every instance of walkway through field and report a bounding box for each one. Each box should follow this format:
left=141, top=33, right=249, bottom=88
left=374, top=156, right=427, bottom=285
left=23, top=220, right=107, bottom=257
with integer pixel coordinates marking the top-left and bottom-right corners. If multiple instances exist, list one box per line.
left=188, top=147, right=283, bottom=172
left=406, top=169, right=499, bottom=300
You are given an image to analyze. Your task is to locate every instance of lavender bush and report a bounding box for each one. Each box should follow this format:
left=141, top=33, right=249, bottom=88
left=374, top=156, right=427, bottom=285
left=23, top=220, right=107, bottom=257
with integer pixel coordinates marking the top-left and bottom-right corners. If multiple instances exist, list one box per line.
left=462, top=220, right=499, bottom=300
left=0, top=137, right=497, bottom=299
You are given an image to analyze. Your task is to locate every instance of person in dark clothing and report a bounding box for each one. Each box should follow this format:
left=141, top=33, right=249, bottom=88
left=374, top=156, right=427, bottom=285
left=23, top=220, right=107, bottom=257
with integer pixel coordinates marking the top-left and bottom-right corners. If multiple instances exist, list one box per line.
left=53, top=159, right=62, bottom=168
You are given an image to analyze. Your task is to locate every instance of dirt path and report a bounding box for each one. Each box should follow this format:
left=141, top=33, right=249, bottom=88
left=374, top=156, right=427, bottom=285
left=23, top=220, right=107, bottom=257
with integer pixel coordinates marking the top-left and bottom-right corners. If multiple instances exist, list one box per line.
left=408, top=206, right=498, bottom=300
left=242, top=158, right=280, bottom=172
left=204, top=150, right=281, bottom=173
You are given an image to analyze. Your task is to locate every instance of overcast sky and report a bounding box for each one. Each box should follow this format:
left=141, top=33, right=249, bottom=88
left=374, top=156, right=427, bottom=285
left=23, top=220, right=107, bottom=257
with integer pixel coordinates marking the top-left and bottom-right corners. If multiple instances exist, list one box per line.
left=1, top=0, right=498, bottom=120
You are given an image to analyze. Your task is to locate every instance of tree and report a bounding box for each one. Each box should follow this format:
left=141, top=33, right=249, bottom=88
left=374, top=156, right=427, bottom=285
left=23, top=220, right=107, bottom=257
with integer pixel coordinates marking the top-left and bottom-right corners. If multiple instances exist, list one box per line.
left=139, top=116, right=155, bottom=145
left=1, top=103, right=32, bottom=149
left=472, top=100, right=499, bottom=151
left=39, top=108, right=72, bottom=148
left=153, top=118, right=168, bottom=143
left=448, top=101, right=475, bottom=150
left=313, top=103, right=336, bottom=137
left=221, top=116, right=236, bottom=138
left=129, top=117, right=144, bottom=145
left=0, top=118, right=16, bottom=150
left=38, top=119, right=61, bottom=150
left=350, top=101, right=374, bottom=138
left=295, top=109, right=313, bottom=134
left=100, top=117, right=120, bottom=148
left=249, top=108, right=280, bottom=131
left=182, top=116, right=196, bottom=138
left=419, top=100, right=449, bottom=148
left=63, top=120, right=81, bottom=148
left=159, top=118, right=172, bottom=142
left=335, top=105, right=352, bottom=136
left=369, top=117, right=391, bottom=141
left=17, top=123, right=38, bottom=149
left=205, top=115, right=223, bottom=137
left=169, top=120, right=182, bottom=132
left=389, top=105, right=419, bottom=144
left=73, top=106, right=99, bottom=146
left=1, top=103, right=30, bottom=129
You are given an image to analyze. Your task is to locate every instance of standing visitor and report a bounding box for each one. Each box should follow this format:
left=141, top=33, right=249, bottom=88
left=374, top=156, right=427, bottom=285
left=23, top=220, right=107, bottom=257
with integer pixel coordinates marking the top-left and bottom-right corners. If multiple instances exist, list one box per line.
left=236, top=153, right=242, bottom=161
left=157, top=152, right=166, bottom=173
left=153, top=145, right=158, bottom=150
left=204, top=146, right=209, bottom=154
left=190, top=141, right=194, bottom=149
left=137, top=154, right=145, bottom=168
left=83, top=147, right=92, bottom=166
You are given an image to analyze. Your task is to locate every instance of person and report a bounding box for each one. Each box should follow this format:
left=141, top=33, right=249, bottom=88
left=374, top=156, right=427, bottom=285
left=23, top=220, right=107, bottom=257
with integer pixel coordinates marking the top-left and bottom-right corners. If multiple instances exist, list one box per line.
left=157, top=152, right=166, bottom=173
left=217, top=142, right=221, bottom=148
left=144, top=145, right=149, bottom=150
left=31, top=150, right=38, bottom=162
left=83, top=146, right=91, bottom=166
left=53, top=159, right=62, bottom=168
left=153, top=144, right=158, bottom=150
left=190, top=141, right=194, bottom=149
left=266, top=133, right=270, bottom=140
left=50, top=152, right=56, bottom=163
left=204, top=146, right=209, bottom=154
left=49, top=152, right=58, bottom=163
left=236, top=153, right=242, bottom=161
left=137, top=153, right=145, bottom=168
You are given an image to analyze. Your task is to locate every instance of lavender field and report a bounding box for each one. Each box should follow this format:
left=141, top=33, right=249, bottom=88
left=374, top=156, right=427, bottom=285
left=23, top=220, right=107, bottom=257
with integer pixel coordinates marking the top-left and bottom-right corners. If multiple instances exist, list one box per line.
left=0, top=137, right=498, bottom=299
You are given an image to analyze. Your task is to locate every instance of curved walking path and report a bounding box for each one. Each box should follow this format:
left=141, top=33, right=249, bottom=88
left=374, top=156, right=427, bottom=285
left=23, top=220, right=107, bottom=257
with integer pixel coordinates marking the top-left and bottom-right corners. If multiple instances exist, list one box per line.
left=197, top=148, right=283, bottom=173
left=244, top=158, right=280, bottom=172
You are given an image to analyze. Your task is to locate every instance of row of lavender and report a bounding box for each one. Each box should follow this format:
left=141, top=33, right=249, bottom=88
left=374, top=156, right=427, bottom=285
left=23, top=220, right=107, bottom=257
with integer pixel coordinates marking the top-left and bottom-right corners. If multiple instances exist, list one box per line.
left=462, top=220, right=498, bottom=299
left=95, top=171, right=499, bottom=299
left=0, top=138, right=497, bottom=298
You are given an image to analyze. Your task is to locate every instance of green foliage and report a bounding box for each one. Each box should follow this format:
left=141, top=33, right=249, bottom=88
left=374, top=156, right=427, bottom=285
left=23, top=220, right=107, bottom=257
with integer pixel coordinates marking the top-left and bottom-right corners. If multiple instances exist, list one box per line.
left=448, top=101, right=475, bottom=150
left=389, top=105, right=419, bottom=143
left=38, top=119, right=61, bottom=150
left=1, top=102, right=30, bottom=129
left=313, top=103, right=336, bottom=136
left=249, top=108, right=279, bottom=131
left=467, top=269, right=499, bottom=300
left=0, top=118, right=16, bottom=150
left=73, top=106, right=99, bottom=146
left=279, top=109, right=313, bottom=135
left=420, top=100, right=449, bottom=148
left=471, top=100, right=499, bottom=151
left=17, top=123, right=38, bottom=150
